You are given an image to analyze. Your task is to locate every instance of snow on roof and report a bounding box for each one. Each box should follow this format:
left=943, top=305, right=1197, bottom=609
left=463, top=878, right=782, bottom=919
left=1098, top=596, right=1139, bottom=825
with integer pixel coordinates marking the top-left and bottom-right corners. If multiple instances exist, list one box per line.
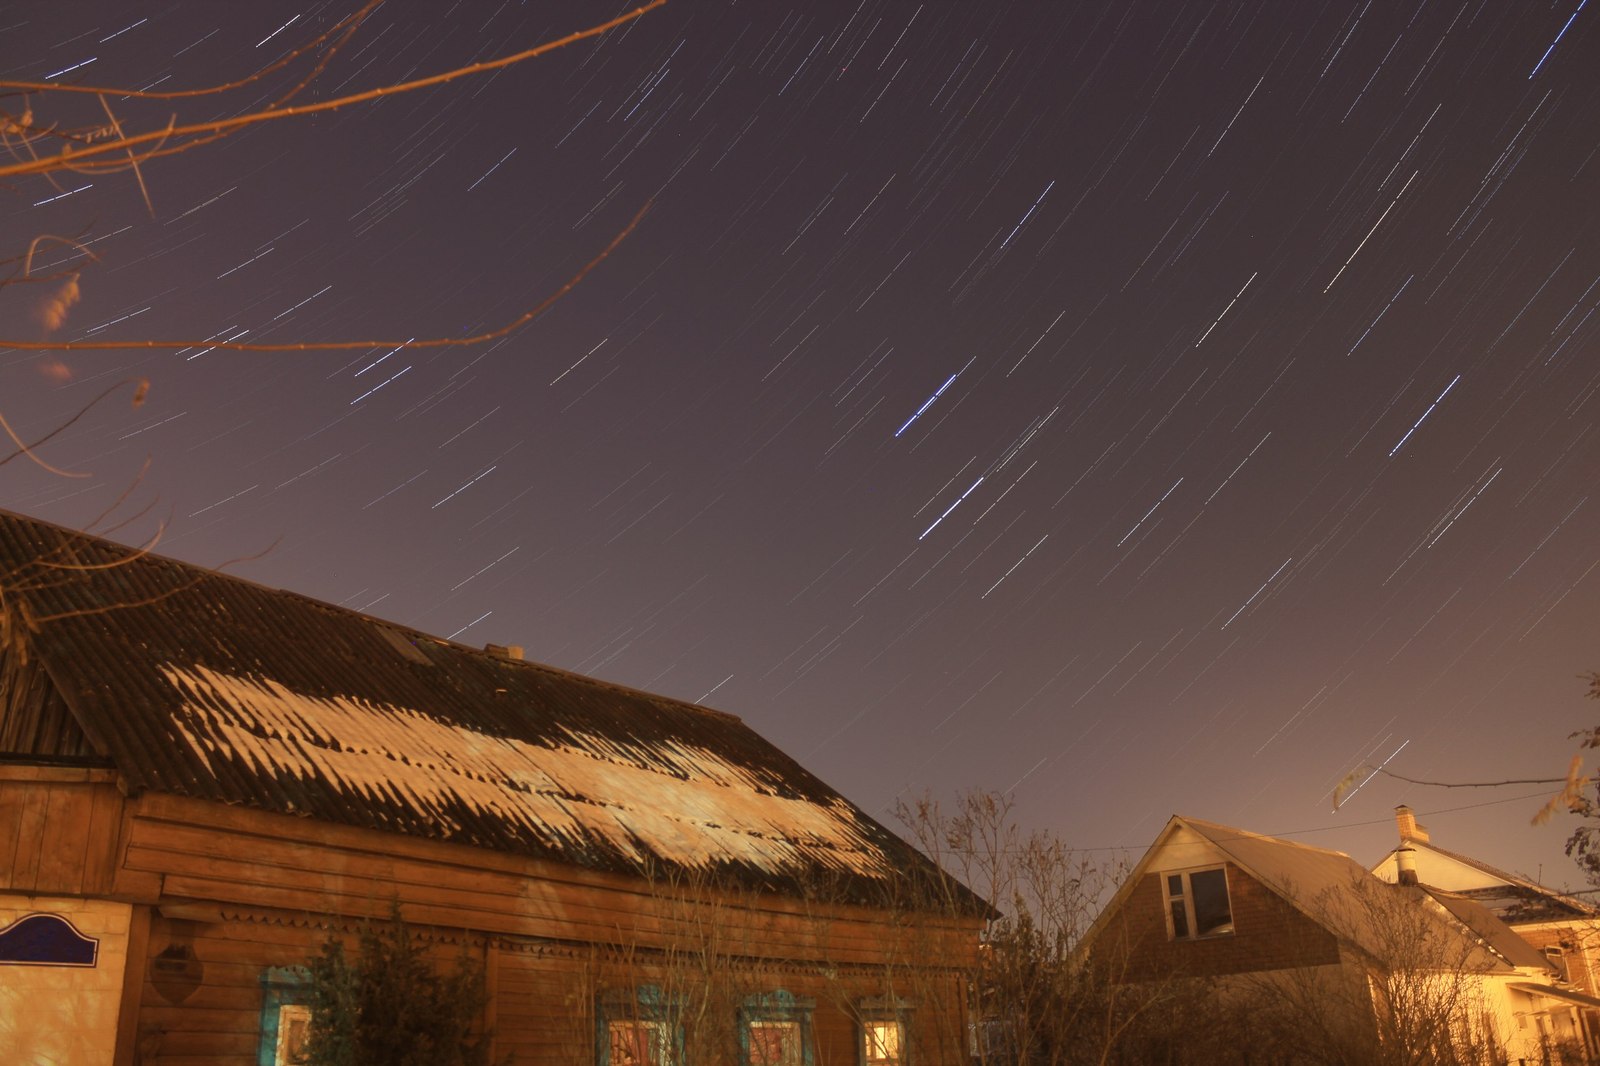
left=0, top=510, right=950, bottom=900
left=163, top=661, right=893, bottom=877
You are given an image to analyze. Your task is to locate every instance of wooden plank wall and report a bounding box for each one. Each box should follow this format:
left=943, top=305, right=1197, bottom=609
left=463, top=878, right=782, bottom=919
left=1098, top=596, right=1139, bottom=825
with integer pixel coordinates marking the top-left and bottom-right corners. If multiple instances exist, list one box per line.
left=496, top=949, right=595, bottom=1065
left=136, top=911, right=292, bottom=1064
left=0, top=767, right=123, bottom=895
left=493, top=952, right=970, bottom=1066
left=120, top=792, right=982, bottom=971
left=125, top=910, right=973, bottom=1066
left=0, top=781, right=978, bottom=1064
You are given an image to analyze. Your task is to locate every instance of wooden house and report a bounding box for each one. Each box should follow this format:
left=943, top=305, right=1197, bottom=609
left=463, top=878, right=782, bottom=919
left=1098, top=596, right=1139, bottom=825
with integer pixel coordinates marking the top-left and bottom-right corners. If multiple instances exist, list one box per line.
left=1081, top=815, right=1595, bottom=1063
left=0, top=510, right=984, bottom=1065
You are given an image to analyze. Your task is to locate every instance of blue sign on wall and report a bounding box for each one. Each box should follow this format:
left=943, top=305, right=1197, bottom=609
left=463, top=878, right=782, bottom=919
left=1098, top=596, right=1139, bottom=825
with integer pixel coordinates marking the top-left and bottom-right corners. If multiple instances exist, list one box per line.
left=0, top=913, right=100, bottom=967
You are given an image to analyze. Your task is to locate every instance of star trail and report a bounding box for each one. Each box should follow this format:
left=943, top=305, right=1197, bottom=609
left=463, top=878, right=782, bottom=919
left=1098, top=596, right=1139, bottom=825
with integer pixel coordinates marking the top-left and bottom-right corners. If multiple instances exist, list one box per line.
left=5, top=0, right=1598, bottom=880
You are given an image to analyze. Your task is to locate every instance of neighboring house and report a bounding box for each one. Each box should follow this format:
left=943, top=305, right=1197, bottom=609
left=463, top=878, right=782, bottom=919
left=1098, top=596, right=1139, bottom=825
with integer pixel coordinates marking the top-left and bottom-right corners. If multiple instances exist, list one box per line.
left=1082, top=814, right=1593, bottom=1064
left=1373, top=805, right=1600, bottom=1058
left=0, top=510, right=985, bottom=1065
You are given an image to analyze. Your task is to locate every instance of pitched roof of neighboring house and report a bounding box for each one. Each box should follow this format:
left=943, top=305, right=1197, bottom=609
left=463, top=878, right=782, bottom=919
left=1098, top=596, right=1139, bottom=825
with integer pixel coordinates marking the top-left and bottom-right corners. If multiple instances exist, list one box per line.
left=1373, top=836, right=1600, bottom=925
left=0, top=509, right=963, bottom=905
left=1420, top=886, right=1559, bottom=970
left=1085, top=815, right=1556, bottom=976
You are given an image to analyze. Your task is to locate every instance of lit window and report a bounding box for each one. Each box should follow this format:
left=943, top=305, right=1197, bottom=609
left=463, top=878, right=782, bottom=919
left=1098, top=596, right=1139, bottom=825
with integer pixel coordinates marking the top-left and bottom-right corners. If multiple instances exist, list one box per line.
left=608, top=1019, right=675, bottom=1066
left=742, top=991, right=813, bottom=1066
left=748, top=1019, right=803, bottom=1066
left=1163, top=866, right=1233, bottom=939
left=862, top=1019, right=903, bottom=1065
left=275, top=1004, right=311, bottom=1065
left=600, top=987, right=680, bottom=1066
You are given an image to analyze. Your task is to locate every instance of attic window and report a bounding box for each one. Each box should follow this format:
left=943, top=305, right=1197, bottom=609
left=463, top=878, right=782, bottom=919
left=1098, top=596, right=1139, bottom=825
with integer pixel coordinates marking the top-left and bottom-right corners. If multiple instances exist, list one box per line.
left=1164, top=866, right=1233, bottom=939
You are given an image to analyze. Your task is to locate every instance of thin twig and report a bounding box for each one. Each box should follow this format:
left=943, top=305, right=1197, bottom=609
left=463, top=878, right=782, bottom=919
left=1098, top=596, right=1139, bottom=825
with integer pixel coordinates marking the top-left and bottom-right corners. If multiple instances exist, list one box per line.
left=0, top=1, right=384, bottom=102
left=1, top=202, right=651, bottom=352
left=0, top=377, right=146, bottom=469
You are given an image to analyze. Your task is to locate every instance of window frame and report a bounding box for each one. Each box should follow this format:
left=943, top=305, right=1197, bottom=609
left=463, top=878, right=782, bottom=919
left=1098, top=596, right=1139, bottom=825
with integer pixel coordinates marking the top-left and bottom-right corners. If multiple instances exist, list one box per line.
left=857, top=996, right=913, bottom=1066
left=1162, top=865, right=1234, bottom=940
left=740, top=990, right=815, bottom=1066
left=604, top=1017, right=677, bottom=1066
left=598, top=986, right=683, bottom=1066
left=257, top=965, right=311, bottom=1066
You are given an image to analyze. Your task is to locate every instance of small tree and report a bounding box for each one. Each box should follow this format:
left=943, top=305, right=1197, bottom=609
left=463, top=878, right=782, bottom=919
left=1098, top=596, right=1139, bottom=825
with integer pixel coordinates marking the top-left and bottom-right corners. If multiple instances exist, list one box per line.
left=1236, top=876, right=1510, bottom=1066
left=302, top=904, right=501, bottom=1066
left=891, top=790, right=1207, bottom=1066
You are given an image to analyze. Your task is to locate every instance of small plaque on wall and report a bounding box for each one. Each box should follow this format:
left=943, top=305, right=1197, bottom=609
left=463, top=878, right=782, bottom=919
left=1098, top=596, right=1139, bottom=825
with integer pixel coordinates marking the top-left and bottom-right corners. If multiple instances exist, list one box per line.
left=0, top=913, right=100, bottom=967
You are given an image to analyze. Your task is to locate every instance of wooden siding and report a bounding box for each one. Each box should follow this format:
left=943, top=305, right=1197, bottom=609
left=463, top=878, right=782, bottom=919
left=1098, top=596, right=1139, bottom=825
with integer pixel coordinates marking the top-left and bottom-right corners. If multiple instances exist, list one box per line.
left=122, top=906, right=973, bottom=1066
left=490, top=949, right=968, bottom=1065
left=0, top=767, right=978, bottom=1065
left=0, top=765, right=124, bottom=896
left=113, top=790, right=977, bottom=969
left=1098, top=862, right=1342, bottom=982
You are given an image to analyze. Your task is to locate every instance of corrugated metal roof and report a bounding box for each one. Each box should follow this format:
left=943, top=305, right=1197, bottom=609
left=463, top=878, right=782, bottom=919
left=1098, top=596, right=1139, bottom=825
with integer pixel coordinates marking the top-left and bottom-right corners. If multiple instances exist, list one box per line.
left=0, top=510, right=961, bottom=903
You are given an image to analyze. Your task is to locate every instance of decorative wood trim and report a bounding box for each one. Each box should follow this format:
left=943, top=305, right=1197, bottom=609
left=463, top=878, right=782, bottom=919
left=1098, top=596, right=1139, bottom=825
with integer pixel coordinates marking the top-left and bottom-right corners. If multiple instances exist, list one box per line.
left=484, top=939, right=499, bottom=1063
left=113, top=903, right=153, bottom=1066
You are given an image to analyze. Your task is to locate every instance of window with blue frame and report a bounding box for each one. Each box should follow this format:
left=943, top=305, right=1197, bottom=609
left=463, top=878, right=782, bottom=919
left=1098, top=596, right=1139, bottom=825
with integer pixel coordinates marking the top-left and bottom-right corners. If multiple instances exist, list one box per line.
left=740, top=991, right=814, bottom=1066
left=258, top=966, right=311, bottom=1066
left=599, top=986, right=682, bottom=1066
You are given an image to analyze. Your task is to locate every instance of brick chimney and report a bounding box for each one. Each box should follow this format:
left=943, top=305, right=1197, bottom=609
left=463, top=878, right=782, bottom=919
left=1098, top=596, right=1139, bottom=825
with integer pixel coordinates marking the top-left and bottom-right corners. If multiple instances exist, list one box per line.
left=485, top=643, right=525, bottom=661
left=1395, top=804, right=1429, bottom=844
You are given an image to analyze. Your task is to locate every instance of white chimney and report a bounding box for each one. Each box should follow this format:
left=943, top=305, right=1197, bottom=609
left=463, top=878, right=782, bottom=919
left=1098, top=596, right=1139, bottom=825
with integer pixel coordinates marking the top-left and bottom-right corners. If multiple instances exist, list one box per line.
left=1395, top=843, right=1419, bottom=886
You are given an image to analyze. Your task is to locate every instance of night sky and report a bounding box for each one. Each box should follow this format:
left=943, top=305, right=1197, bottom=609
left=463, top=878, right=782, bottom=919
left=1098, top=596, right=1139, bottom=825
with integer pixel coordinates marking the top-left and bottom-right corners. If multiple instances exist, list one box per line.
left=6, top=0, right=1599, bottom=887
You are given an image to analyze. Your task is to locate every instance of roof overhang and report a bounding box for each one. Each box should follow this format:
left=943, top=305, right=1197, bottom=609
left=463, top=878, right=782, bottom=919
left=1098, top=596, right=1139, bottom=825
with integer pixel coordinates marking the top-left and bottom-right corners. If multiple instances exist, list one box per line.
left=1509, top=982, right=1600, bottom=1010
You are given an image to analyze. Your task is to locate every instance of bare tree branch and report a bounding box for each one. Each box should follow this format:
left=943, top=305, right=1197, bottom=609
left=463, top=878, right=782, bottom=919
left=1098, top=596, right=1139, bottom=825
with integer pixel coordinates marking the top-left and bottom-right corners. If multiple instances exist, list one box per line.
left=0, top=1, right=667, bottom=181
left=1, top=201, right=650, bottom=352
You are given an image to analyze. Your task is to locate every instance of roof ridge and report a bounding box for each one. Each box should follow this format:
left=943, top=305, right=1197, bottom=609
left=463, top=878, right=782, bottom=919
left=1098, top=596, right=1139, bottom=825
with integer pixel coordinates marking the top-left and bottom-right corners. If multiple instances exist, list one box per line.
left=277, top=589, right=746, bottom=724
left=1176, top=814, right=1356, bottom=860
left=0, top=508, right=746, bottom=727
